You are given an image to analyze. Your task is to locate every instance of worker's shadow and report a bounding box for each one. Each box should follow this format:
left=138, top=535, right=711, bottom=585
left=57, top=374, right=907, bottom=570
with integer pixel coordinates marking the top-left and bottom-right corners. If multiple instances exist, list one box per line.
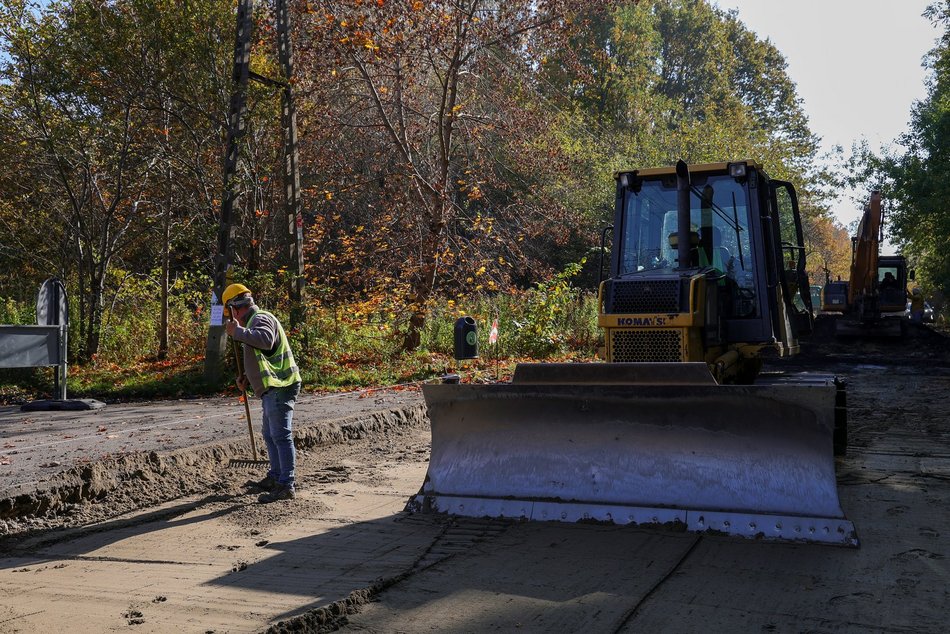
left=0, top=491, right=253, bottom=567
left=203, top=508, right=448, bottom=621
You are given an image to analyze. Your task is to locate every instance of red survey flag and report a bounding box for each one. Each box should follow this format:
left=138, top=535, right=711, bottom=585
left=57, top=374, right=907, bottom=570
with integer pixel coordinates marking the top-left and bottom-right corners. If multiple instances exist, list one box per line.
left=489, top=318, right=499, bottom=345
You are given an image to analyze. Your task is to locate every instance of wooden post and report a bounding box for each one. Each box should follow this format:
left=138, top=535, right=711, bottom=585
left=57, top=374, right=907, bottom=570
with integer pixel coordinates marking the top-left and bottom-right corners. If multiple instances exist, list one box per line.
left=276, top=0, right=305, bottom=328
left=205, top=0, right=252, bottom=382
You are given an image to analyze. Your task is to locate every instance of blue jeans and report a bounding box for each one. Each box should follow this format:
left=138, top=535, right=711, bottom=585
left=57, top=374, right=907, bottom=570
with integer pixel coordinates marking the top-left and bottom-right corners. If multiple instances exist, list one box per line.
left=261, top=382, right=300, bottom=487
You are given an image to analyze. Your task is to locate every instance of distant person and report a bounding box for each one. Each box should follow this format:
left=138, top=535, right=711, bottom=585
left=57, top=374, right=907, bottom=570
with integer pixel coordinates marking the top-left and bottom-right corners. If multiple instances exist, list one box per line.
left=880, top=272, right=897, bottom=290
left=223, top=283, right=302, bottom=503
left=699, top=226, right=734, bottom=276
left=908, top=287, right=925, bottom=323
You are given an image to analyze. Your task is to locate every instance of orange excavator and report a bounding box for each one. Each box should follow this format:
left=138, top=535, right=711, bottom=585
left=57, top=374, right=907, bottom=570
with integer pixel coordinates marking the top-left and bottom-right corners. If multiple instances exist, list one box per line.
left=835, top=191, right=908, bottom=336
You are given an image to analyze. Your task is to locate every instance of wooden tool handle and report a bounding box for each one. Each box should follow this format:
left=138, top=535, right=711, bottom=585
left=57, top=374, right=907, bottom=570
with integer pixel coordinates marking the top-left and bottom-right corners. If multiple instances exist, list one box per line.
left=233, top=341, right=258, bottom=459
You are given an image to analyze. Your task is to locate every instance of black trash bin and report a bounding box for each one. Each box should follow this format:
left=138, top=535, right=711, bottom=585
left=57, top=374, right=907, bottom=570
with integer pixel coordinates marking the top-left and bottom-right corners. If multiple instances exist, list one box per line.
left=453, top=316, right=478, bottom=360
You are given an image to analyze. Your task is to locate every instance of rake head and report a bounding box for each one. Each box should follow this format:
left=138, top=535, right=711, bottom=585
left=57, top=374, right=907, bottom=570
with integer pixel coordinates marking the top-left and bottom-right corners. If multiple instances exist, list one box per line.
left=228, top=457, right=270, bottom=469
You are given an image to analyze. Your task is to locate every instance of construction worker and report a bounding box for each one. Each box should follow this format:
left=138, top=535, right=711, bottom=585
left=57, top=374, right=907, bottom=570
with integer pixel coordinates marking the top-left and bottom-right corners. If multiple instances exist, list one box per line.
left=908, top=287, right=925, bottom=323
left=698, top=226, right=734, bottom=277
left=880, top=271, right=898, bottom=290
left=222, top=283, right=302, bottom=503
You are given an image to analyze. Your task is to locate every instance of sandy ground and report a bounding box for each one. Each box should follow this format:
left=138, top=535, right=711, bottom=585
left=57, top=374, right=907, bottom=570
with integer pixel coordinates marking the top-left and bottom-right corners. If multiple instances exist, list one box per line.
left=0, top=423, right=437, bottom=633
left=0, top=319, right=948, bottom=632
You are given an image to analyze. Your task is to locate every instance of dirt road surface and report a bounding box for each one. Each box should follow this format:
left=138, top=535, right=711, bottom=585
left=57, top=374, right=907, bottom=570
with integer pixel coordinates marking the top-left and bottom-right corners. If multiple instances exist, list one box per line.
left=1, top=320, right=948, bottom=632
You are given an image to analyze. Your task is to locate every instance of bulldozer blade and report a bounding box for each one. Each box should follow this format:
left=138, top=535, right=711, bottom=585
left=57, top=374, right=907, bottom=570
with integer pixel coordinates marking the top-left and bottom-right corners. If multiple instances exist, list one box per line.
left=408, top=365, right=857, bottom=547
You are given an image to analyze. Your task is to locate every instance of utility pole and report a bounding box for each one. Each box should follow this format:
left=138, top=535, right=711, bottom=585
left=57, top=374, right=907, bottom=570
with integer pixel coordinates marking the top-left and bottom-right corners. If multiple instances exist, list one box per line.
left=205, top=0, right=252, bottom=382
left=206, top=0, right=306, bottom=381
left=276, top=0, right=305, bottom=328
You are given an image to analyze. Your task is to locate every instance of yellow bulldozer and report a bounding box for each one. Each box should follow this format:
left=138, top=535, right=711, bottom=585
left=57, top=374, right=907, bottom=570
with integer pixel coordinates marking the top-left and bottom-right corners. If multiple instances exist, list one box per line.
left=408, top=160, right=856, bottom=546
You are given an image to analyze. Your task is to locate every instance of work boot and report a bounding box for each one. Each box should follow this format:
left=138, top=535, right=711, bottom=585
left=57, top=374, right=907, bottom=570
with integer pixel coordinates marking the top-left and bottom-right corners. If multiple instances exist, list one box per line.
left=244, top=475, right=277, bottom=492
left=258, top=484, right=296, bottom=503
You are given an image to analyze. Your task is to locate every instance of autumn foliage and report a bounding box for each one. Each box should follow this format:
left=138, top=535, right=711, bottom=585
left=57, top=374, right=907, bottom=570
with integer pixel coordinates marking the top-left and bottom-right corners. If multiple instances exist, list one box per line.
left=0, top=0, right=910, bottom=386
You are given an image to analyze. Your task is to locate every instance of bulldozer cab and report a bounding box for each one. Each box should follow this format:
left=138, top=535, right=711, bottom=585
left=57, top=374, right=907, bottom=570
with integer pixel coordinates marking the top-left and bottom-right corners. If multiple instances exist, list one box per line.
left=616, top=169, right=758, bottom=314
left=608, top=161, right=813, bottom=359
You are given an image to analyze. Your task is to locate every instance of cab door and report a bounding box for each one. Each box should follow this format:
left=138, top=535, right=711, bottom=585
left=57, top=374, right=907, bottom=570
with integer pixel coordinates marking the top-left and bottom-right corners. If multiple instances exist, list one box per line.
left=770, top=180, right=813, bottom=335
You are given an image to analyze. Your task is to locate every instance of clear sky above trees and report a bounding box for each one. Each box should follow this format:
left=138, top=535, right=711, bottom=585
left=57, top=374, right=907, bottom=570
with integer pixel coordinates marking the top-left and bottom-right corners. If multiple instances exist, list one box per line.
left=716, top=0, right=939, bottom=235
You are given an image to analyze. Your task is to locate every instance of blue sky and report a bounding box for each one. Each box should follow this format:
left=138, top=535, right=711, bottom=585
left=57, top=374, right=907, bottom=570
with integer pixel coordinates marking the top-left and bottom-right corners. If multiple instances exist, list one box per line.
left=715, top=0, right=939, bottom=245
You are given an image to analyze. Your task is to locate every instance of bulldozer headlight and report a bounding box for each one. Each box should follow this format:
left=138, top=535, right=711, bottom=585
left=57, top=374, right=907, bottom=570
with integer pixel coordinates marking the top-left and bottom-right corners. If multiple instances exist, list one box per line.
left=728, top=162, right=747, bottom=179
left=618, top=171, right=641, bottom=192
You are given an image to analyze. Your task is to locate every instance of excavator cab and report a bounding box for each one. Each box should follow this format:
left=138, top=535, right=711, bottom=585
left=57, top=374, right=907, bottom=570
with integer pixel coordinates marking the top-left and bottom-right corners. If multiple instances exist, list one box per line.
left=877, top=256, right=908, bottom=313
left=409, top=160, right=856, bottom=546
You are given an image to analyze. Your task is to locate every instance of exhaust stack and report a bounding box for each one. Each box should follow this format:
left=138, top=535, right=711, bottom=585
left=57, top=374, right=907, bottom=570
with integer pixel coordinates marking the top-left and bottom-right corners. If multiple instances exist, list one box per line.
left=676, top=159, right=691, bottom=270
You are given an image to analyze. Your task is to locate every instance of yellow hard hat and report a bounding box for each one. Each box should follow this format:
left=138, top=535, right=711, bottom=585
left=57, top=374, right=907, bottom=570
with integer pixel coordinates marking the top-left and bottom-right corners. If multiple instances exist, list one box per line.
left=222, top=283, right=252, bottom=307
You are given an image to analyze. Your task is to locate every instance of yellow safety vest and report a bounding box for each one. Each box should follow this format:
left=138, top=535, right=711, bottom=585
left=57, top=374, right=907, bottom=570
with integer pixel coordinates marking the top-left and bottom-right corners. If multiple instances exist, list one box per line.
left=247, top=309, right=301, bottom=389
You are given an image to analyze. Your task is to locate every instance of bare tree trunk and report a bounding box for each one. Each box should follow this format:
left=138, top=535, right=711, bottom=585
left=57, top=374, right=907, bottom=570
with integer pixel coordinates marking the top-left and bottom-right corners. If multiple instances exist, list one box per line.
left=85, top=259, right=107, bottom=359
left=158, top=102, right=171, bottom=360
left=401, top=196, right=447, bottom=351
left=74, top=228, right=88, bottom=361
left=276, top=0, right=305, bottom=328
left=205, top=0, right=252, bottom=383
left=401, top=261, right=437, bottom=351
left=158, top=185, right=171, bottom=359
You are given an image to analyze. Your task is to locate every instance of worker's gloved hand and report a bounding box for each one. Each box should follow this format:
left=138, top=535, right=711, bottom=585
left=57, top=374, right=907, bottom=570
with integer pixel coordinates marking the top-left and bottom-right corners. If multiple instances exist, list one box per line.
left=236, top=375, right=249, bottom=393
left=225, top=318, right=238, bottom=337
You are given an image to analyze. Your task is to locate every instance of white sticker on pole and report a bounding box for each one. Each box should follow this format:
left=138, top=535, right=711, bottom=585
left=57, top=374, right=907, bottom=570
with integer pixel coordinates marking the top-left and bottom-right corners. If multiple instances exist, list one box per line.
left=209, top=291, right=223, bottom=326
left=210, top=304, right=224, bottom=326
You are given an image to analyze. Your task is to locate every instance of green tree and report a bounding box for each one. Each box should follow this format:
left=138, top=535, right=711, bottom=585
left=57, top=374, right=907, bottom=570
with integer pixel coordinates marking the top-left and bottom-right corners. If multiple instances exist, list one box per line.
left=848, top=2, right=950, bottom=297
left=0, top=0, right=273, bottom=361
left=0, top=0, right=163, bottom=357
left=537, top=1, right=829, bottom=229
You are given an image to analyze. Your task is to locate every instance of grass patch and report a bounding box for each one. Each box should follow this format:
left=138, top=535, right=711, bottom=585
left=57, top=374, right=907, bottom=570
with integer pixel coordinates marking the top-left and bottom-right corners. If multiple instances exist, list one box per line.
left=0, top=282, right=600, bottom=403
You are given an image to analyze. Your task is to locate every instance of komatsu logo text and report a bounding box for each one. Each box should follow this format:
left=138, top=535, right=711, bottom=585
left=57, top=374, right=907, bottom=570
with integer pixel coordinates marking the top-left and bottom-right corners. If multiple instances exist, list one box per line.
left=616, top=316, right=666, bottom=326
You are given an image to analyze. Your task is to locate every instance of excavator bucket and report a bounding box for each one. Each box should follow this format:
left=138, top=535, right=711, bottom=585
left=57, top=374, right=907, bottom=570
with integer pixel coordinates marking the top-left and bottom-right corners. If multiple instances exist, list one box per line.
left=408, top=363, right=857, bottom=547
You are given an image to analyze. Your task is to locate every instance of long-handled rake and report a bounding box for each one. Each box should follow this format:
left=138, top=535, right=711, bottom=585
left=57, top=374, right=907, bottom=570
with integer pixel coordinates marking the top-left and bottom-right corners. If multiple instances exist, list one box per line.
left=228, top=337, right=270, bottom=469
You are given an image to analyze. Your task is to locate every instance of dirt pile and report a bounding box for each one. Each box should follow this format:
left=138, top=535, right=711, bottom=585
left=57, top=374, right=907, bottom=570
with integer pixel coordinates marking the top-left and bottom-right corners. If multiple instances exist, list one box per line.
left=0, top=403, right=426, bottom=538
left=803, top=316, right=950, bottom=363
